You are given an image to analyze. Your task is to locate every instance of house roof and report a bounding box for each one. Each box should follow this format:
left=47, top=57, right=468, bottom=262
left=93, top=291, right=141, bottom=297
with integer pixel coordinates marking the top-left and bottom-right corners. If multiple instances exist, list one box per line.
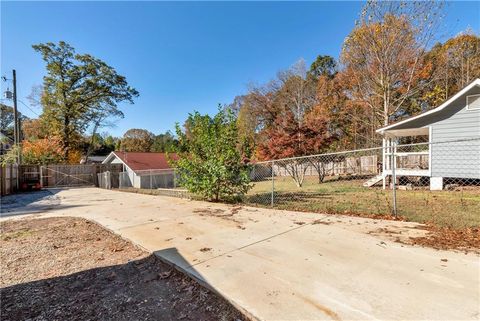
left=88, top=155, right=108, bottom=162
left=376, top=78, right=480, bottom=135
left=103, top=151, right=178, bottom=172
left=82, top=155, right=108, bottom=163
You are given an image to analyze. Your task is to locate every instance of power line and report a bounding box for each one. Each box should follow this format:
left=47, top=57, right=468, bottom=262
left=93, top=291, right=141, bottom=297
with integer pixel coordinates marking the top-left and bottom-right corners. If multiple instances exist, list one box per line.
left=0, top=98, right=41, bottom=117
left=17, top=99, right=41, bottom=117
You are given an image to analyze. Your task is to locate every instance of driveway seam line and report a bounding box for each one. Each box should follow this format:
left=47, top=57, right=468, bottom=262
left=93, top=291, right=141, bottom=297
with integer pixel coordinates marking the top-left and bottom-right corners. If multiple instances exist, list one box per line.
left=189, top=217, right=328, bottom=268
left=116, top=213, right=201, bottom=231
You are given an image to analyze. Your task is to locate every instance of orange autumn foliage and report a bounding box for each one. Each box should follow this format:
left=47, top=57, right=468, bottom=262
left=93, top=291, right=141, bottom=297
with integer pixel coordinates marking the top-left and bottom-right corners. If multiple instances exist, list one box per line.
left=21, top=137, right=64, bottom=165
left=66, top=149, right=82, bottom=164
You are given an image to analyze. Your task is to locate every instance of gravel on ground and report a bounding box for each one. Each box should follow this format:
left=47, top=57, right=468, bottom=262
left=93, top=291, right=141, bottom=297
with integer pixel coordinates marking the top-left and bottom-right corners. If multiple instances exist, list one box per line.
left=0, top=217, right=246, bottom=321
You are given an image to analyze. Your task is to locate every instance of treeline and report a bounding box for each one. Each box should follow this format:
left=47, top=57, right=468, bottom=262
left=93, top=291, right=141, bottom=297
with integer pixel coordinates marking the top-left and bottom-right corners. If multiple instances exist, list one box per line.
left=20, top=121, right=178, bottom=155
left=117, top=129, right=178, bottom=153
left=229, top=1, right=480, bottom=160
left=2, top=103, right=177, bottom=165
left=1, top=41, right=177, bottom=165
left=3, top=114, right=178, bottom=164
left=2, top=1, right=479, bottom=166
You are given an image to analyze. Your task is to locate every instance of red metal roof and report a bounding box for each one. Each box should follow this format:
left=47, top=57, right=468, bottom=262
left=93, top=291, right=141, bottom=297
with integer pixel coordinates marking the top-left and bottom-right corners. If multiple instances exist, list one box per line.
left=112, top=152, right=178, bottom=172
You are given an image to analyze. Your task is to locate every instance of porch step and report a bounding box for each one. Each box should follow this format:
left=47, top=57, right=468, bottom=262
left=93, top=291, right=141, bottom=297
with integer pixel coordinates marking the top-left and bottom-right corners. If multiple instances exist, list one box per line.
left=363, top=175, right=383, bottom=187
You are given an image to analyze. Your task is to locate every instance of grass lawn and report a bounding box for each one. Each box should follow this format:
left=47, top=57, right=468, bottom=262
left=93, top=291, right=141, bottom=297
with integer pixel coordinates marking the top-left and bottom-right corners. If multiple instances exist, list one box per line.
left=245, top=176, right=480, bottom=229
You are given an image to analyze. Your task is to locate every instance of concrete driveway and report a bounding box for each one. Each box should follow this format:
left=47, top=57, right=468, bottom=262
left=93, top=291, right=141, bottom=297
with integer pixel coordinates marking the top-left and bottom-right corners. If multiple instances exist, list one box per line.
left=1, top=187, right=479, bottom=320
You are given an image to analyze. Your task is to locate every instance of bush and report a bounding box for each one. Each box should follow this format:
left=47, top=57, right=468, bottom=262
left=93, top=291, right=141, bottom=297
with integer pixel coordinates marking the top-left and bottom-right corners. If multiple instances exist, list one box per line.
left=172, top=108, right=253, bottom=202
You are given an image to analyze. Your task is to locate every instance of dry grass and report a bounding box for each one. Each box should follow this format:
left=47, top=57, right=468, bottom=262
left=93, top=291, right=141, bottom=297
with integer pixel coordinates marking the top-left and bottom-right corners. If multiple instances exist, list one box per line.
left=246, top=176, right=480, bottom=229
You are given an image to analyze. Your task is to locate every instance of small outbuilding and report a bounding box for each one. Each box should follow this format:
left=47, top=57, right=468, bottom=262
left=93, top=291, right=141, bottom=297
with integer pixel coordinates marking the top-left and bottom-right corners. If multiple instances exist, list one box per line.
left=102, top=151, right=178, bottom=189
left=376, top=78, right=480, bottom=190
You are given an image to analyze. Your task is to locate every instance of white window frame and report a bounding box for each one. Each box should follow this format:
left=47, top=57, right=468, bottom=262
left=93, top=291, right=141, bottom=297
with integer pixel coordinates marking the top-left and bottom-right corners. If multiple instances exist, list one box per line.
left=466, top=94, right=480, bottom=110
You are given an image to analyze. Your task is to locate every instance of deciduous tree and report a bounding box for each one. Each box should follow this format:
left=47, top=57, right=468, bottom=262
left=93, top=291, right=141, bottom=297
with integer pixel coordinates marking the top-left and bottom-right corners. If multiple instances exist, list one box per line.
left=422, top=31, right=480, bottom=107
left=172, top=108, right=252, bottom=202
left=22, top=119, right=47, bottom=141
left=308, top=55, right=337, bottom=80
left=0, top=104, right=15, bottom=138
left=257, top=107, right=335, bottom=186
left=151, top=131, right=178, bottom=152
left=33, top=41, right=138, bottom=159
left=341, top=1, right=443, bottom=127
left=120, top=128, right=154, bottom=152
left=2, top=137, right=64, bottom=165
left=1, top=104, right=26, bottom=140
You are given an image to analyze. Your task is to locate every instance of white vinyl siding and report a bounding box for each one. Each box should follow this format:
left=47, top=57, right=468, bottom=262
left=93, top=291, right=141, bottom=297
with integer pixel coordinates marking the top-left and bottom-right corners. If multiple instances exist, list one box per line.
left=430, top=140, right=480, bottom=179
left=431, top=88, right=480, bottom=178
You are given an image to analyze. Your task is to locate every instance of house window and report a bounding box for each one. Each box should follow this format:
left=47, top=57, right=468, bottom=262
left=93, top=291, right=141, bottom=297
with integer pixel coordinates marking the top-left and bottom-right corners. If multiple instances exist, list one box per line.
left=466, top=94, right=480, bottom=110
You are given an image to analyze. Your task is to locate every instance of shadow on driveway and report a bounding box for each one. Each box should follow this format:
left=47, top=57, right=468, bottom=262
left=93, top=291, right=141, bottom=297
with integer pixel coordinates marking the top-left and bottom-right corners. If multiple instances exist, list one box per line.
left=0, top=189, right=79, bottom=217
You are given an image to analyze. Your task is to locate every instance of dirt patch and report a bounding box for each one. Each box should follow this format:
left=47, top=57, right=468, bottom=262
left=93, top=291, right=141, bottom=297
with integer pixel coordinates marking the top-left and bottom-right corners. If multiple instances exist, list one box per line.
left=0, top=217, right=246, bottom=321
left=407, top=225, right=480, bottom=254
left=367, top=227, right=406, bottom=237
left=312, top=219, right=333, bottom=225
left=194, top=208, right=226, bottom=215
left=230, top=206, right=243, bottom=215
left=194, top=207, right=245, bottom=227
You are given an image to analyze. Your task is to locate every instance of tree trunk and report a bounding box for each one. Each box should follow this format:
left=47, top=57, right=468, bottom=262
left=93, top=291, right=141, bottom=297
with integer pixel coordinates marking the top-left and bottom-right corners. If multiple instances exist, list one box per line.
left=63, top=115, right=70, bottom=161
left=84, top=121, right=100, bottom=164
left=384, top=91, right=389, bottom=126
left=317, top=163, right=325, bottom=184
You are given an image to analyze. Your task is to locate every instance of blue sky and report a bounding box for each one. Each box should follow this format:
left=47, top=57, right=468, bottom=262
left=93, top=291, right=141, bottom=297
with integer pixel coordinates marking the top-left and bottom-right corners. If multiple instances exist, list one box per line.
left=1, top=1, right=479, bottom=137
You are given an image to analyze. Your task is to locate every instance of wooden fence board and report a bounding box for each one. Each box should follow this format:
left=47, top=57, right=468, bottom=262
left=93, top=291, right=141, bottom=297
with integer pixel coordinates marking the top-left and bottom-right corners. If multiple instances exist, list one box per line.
left=1, top=164, right=18, bottom=196
left=13, top=164, right=123, bottom=188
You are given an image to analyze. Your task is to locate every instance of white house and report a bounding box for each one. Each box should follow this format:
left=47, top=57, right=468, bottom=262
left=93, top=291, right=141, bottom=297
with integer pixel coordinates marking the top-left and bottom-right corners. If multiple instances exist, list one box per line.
left=375, top=78, right=480, bottom=190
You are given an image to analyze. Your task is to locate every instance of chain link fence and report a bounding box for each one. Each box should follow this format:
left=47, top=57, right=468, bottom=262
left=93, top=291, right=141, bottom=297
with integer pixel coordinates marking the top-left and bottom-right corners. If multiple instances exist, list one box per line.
left=247, top=146, right=384, bottom=208
left=97, top=138, right=479, bottom=228
left=100, top=169, right=189, bottom=198
left=115, top=169, right=180, bottom=189
left=245, top=138, right=480, bottom=228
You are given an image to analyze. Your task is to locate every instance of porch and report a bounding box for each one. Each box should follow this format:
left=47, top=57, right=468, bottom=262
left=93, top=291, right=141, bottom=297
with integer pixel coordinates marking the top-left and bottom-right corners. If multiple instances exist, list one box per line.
left=381, top=127, right=431, bottom=188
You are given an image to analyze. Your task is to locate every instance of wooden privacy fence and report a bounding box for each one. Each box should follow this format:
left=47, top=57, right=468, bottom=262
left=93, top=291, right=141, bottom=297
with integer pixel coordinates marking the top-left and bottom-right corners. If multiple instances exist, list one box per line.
left=97, top=171, right=120, bottom=189
left=12, top=164, right=123, bottom=189
left=39, top=164, right=123, bottom=187
left=0, top=164, right=18, bottom=196
left=41, top=165, right=96, bottom=187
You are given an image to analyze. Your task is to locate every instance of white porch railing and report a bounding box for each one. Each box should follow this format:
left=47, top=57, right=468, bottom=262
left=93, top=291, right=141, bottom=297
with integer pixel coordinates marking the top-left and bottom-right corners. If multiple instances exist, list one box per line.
left=383, top=141, right=430, bottom=177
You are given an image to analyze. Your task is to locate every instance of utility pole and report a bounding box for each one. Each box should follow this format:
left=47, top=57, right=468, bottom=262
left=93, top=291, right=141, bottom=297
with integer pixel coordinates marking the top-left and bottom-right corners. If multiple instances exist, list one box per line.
left=12, top=69, right=21, bottom=164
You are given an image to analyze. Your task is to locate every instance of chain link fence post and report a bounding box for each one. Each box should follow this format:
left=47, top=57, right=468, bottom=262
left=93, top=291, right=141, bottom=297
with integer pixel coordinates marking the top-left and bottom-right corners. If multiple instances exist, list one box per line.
left=174, top=170, right=177, bottom=189
left=271, top=161, right=275, bottom=207
left=40, top=165, right=44, bottom=188
left=391, top=141, right=397, bottom=216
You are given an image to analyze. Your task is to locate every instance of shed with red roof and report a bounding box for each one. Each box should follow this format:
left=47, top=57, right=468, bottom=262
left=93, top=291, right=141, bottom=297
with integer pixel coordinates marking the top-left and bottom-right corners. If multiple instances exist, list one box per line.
left=102, top=151, right=178, bottom=188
